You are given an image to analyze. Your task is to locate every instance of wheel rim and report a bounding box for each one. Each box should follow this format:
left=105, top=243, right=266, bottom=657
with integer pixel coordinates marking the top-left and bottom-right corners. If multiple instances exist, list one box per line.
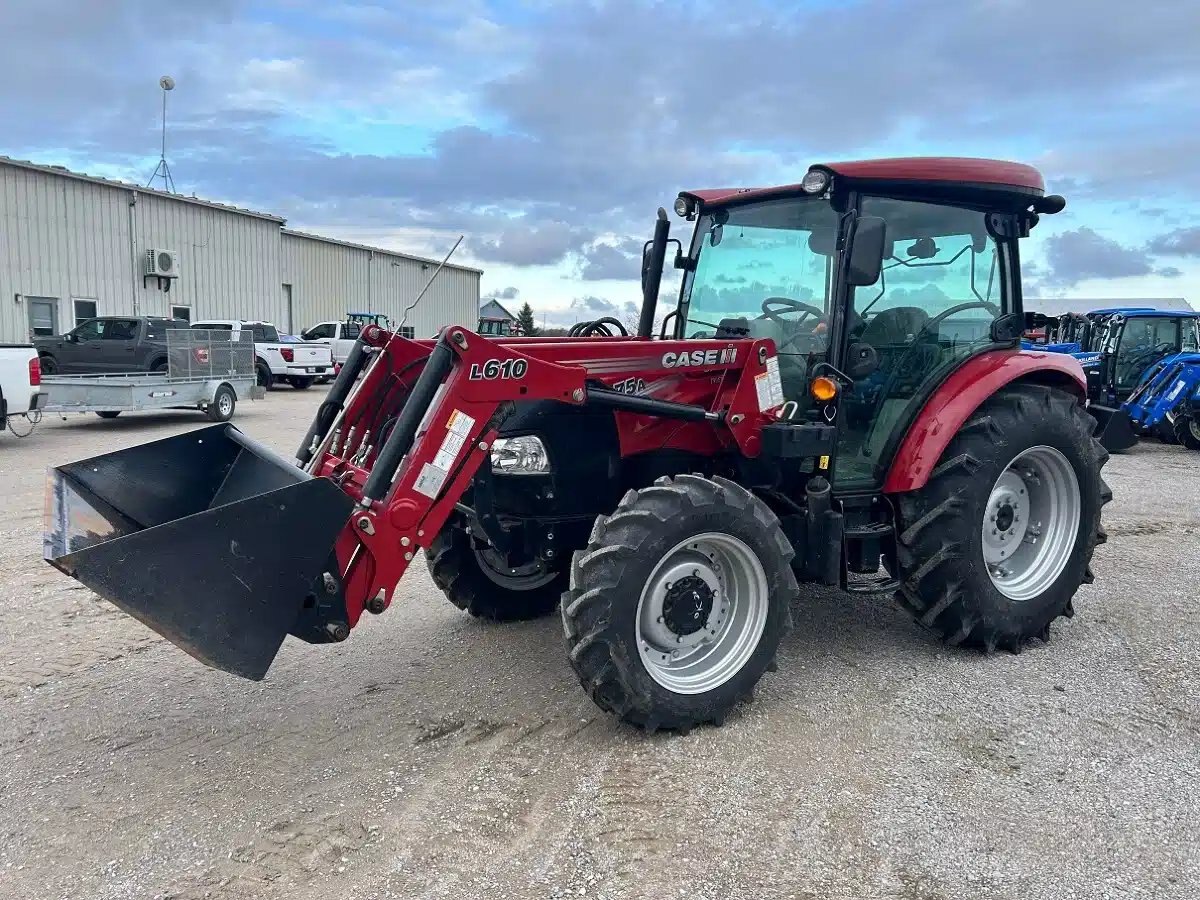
left=218, top=392, right=233, bottom=416
left=473, top=544, right=557, bottom=590
left=636, top=532, right=768, bottom=695
left=982, top=445, right=1081, bottom=601
left=1191, top=420, right=1200, bottom=442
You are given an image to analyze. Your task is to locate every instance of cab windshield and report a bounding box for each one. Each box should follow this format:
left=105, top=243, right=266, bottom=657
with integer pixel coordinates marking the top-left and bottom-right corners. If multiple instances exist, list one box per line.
left=680, top=197, right=840, bottom=360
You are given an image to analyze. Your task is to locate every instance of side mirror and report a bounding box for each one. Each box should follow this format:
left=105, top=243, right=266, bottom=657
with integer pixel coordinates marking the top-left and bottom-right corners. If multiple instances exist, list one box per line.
left=847, top=216, right=887, bottom=287
left=65, top=333, right=78, bottom=343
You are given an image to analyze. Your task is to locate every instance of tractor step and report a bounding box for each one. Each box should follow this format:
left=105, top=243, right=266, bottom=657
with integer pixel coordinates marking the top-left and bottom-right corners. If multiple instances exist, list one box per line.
left=845, top=572, right=900, bottom=594
left=844, top=522, right=892, bottom=538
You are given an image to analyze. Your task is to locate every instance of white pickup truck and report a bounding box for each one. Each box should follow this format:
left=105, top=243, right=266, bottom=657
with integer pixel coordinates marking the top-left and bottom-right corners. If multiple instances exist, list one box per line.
left=193, top=320, right=333, bottom=389
left=0, top=343, right=47, bottom=434
left=298, top=320, right=364, bottom=370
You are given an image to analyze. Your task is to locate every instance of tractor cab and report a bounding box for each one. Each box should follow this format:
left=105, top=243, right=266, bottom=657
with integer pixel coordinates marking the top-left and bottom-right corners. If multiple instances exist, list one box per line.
left=347, top=311, right=391, bottom=330
left=1092, top=310, right=1199, bottom=405
left=664, top=159, right=1061, bottom=489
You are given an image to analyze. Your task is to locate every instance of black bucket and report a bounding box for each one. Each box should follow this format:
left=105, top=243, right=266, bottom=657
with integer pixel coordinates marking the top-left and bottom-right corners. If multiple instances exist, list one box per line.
left=44, top=424, right=355, bottom=679
left=1089, top=404, right=1137, bottom=453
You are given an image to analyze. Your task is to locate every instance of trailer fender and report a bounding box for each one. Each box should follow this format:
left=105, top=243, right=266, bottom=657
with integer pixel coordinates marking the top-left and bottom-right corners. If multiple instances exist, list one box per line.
left=882, top=350, right=1087, bottom=494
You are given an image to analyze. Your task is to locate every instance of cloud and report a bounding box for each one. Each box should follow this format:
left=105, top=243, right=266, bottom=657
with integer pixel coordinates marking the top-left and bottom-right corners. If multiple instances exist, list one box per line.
left=579, top=239, right=642, bottom=281
left=484, top=286, right=520, bottom=300
left=4, top=0, right=1200, bottom=309
left=1147, top=226, right=1200, bottom=257
left=1041, top=227, right=1155, bottom=286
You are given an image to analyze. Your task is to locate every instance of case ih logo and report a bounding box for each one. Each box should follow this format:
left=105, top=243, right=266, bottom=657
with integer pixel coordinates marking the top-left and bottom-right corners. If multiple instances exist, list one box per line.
left=661, top=348, right=737, bottom=369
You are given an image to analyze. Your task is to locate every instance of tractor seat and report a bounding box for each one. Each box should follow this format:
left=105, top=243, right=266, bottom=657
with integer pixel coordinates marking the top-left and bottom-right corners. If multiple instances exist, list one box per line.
left=859, top=306, right=930, bottom=348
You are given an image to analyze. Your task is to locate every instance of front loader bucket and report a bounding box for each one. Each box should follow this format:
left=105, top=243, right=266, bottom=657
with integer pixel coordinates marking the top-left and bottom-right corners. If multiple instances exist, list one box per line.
left=1089, top=404, right=1138, bottom=452
left=44, top=424, right=355, bottom=680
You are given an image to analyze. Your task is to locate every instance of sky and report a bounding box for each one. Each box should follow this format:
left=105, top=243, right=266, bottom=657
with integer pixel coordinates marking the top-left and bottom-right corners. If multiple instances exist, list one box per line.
left=2, top=0, right=1198, bottom=328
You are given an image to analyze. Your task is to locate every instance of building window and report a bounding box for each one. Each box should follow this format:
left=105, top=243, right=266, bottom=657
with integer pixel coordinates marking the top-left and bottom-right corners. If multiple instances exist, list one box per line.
left=398, top=326, right=416, bottom=339
left=73, top=298, right=98, bottom=326
left=171, top=305, right=191, bottom=322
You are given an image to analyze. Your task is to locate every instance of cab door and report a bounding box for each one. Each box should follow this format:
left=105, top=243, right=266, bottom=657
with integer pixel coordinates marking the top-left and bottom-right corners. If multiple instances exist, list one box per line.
left=834, top=196, right=1014, bottom=489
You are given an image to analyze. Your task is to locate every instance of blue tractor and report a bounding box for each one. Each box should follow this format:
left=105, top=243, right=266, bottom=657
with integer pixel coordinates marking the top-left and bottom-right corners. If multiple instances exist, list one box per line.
left=1086, top=310, right=1200, bottom=450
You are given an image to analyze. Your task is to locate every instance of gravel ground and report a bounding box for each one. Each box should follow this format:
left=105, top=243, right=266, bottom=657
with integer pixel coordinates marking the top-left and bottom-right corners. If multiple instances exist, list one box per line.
left=1, top=388, right=1197, bottom=900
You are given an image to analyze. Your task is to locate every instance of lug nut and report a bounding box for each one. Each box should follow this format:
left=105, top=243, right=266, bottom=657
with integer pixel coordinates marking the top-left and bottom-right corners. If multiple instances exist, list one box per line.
left=325, top=621, right=350, bottom=642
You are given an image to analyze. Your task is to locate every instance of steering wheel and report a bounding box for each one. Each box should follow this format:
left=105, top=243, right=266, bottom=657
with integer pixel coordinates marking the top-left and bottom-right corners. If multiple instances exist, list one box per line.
left=758, top=297, right=826, bottom=353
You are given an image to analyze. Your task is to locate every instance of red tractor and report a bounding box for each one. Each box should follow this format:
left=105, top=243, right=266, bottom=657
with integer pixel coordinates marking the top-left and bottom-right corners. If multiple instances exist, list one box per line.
left=46, top=158, right=1110, bottom=731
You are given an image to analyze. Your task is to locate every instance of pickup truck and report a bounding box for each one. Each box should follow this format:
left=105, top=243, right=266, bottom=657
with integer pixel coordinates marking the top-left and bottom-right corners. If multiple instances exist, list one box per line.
left=193, top=319, right=333, bottom=389
left=0, top=344, right=47, bottom=433
left=299, top=320, right=363, bottom=370
left=34, top=316, right=187, bottom=375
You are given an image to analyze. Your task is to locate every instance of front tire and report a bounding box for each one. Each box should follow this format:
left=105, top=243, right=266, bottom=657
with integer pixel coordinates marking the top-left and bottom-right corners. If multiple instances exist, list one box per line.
left=1174, top=415, right=1200, bottom=451
left=39, top=355, right=58, bottom=375
left=95, top=411, right=121, bottom=420
left=894, top=383, right=1110, bottom=652
left=562, top=475, right=795, bottom=731
left=426, top=523, right=566, bottom=621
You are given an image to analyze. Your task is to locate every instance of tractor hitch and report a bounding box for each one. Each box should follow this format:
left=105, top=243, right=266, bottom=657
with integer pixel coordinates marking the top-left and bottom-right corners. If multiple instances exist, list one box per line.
left=43, top=424, right=354, bottom=679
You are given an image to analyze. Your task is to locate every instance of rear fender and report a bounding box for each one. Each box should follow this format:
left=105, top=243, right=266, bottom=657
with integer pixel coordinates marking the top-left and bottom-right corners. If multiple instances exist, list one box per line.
left=881, top=350, right=1087, bottom=494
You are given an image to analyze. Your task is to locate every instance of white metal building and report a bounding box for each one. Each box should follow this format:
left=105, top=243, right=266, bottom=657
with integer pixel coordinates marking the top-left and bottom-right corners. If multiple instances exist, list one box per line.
left=0, top=156, right=480, bottom=344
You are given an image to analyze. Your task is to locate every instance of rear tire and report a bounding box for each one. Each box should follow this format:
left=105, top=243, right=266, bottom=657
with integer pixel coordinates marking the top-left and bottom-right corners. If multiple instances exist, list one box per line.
left=562, top=475, right=795, bottom=731
left=151, top=359, right=169, bottom=374
left=426, top=523, right=566, bottom=621
left=893, top=383, right=1110, bottom=653
left=288, top=376, right=315, bottom=390
left=1175, top=415, right=1200, bottom=450
left=95, top=411, right=121, bottom=420
left=206, top=384, right=237, bottom=423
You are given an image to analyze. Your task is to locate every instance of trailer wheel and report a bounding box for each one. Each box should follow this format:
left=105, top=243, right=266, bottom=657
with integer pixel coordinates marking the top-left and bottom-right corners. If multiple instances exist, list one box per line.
left=426, top=523, right=566, bottom=621
left=206, top=384, right=237, bottom=423
left=287, top=376, right=315, bottom=390
left=562, top=475, right=795, bottom=731
left=894, top=383, right=1110, bottom=653
left=95, top=411, right=121, bottom=420
left=1175, top=415, right=1200, bottom=451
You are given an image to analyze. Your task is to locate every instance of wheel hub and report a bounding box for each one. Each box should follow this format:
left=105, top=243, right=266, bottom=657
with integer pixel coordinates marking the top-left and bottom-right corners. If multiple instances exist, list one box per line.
left=662, top=576, right=713, bottom=637
left=635, top=532, right=768, bottom=695
left=982, top=446, right=1081, bottom=601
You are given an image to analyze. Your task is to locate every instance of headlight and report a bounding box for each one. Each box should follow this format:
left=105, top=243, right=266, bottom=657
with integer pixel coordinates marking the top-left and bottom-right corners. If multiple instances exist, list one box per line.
left=801, top=169, right=830, bottom=194
left=673, top=196, right=693, bottom=218
left=490, top=435, right=551, bottom=475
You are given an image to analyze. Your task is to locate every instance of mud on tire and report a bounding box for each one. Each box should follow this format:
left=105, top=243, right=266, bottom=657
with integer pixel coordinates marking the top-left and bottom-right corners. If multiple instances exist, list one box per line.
left=561, top=474, right=795, bottom=732
left=893, top=382, right=1111, bottom=653
left=426, top=522, right=566, bottom=622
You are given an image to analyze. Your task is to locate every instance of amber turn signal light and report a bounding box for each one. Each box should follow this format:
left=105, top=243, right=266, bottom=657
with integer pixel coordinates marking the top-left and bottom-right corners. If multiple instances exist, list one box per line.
left=811, top=376, right=838, bottom=402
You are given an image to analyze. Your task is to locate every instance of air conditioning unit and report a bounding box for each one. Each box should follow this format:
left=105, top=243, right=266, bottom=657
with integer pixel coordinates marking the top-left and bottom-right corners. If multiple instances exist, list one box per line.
left=145, top=248, right=179, bottom=278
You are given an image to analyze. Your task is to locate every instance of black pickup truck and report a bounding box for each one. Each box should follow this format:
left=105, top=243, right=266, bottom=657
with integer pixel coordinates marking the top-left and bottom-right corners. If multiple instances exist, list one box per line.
left=35, top=316, right=188, bottom=375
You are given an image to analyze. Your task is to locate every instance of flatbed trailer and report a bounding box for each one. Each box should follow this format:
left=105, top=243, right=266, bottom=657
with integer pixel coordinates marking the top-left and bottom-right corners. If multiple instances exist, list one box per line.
left=39, top=329, right=264, bottom=422
left=40, top=372, right=262, bottom=421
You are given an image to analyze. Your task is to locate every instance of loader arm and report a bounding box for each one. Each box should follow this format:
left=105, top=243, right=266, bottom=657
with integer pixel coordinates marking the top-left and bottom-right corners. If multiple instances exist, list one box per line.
left=312, top=326, right=780, bottom=632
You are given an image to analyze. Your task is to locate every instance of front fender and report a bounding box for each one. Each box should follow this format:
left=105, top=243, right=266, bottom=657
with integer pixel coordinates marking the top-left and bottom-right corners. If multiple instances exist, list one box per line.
left=881, top=349, right=1087, bottom=494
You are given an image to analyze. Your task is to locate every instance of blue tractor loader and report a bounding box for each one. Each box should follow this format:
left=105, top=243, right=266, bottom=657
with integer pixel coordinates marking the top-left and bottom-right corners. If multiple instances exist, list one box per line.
left=1086, top=310, right=1200, bottom=451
